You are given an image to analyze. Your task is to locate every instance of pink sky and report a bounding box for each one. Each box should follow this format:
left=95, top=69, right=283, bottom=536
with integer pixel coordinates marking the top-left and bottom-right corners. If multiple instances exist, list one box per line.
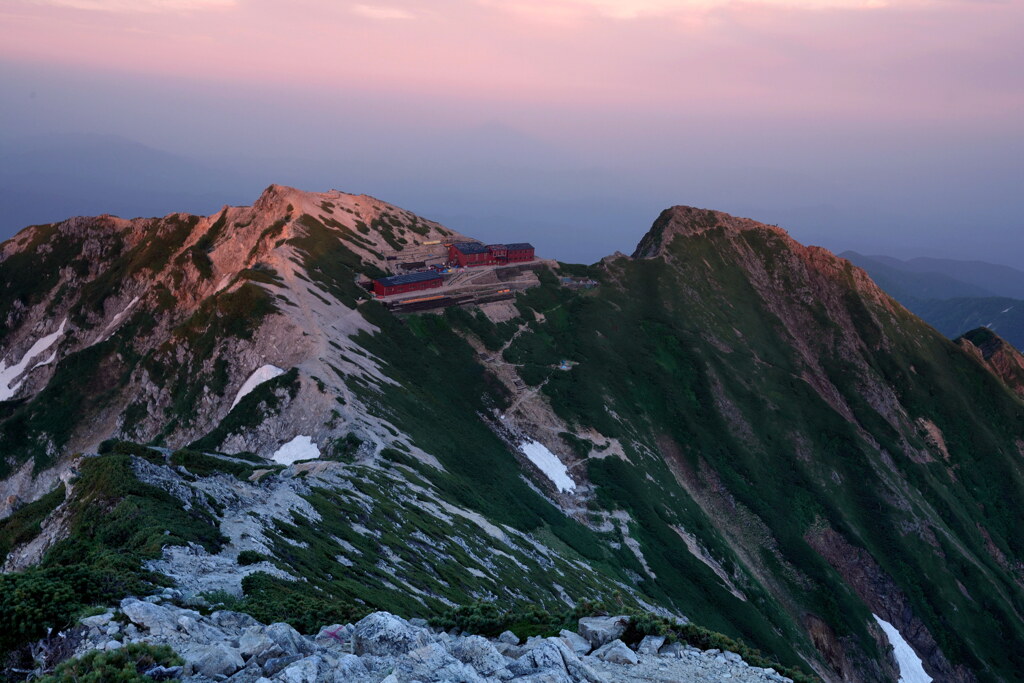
left=2, top=0, right=1022, bottom=265
left=2, top=0, right=1021, bottom=125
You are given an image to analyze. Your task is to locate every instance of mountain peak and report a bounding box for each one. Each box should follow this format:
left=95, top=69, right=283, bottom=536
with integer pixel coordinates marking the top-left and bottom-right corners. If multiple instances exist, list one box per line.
left=632, top=205, right=789, bottom=259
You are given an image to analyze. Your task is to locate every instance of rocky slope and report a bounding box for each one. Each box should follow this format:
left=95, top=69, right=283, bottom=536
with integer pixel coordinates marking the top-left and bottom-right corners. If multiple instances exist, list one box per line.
left=3, top=190, right=1024, bottom=682
left=52, top=600, right=794, bottom=683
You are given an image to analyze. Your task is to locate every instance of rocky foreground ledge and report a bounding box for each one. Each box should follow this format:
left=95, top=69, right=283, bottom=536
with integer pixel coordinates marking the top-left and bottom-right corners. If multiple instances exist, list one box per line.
left=64, top=593, right=795, bottom=683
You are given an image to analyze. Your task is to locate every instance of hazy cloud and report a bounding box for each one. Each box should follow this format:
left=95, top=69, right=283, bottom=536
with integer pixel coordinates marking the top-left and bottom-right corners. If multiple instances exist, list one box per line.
left=351, top=3, right=416, bottom=20
left=479, top=0, right=900, bottom=21
left=29, top=0, right=236, bottom=11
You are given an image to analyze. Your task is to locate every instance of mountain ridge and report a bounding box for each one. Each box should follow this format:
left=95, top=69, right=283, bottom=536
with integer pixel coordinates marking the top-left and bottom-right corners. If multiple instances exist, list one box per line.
left=2, top=187, right=1023, bottom=682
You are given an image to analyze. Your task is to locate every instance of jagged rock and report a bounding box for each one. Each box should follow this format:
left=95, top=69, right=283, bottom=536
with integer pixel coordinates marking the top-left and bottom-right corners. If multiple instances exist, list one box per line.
left=314, top=623, right=353, bottom=652
left=393, top=642, right=488, bottom=682
left=211, top=610, right=261, bottom=633
left=352, top=611, right=434, bottom=656
left=450, top=634, right=511, bottom=677
left=177, top=614, right=227, bottom=642
left=80, top=612, right=113, bottom=629
left=658, top=641, right=684, bottom=658
left=239, top=627, right=276, bottom=660
left=57, top=605, right=789, bottom=683
left=636, top=635, right=665, bottom=655
left=275, top=654, right=324, bottom=682
left=261, top=654, right=302, bottom=676
left=577, top=616, right=630, bottom=648
left=558, top=630, right=592, bottom=656
left=509, top=637, right=602, bottom=683
left=331, top=653, right=368, bottom=679
left=265, top=622, right=314, bottom=656
left=591, top=639, right=639, bottom=665
left=185, top=642, right=245, bottom=678
left=224, top=663, right=265, bottom=683
left=494, top=641, right=526, bottom=658
left=253, top=644, right=288, bottom=668
left=121, top=598, right=187, bottom=637
left=144, top=665, right=183, bottom=680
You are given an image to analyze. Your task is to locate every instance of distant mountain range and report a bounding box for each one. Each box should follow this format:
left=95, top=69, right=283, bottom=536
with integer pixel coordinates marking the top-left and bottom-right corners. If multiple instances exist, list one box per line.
left=842, top=251, right=1024, bottom=349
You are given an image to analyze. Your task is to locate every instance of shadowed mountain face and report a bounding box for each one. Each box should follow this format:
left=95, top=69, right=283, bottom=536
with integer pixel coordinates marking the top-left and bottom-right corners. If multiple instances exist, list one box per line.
left=2, top=191, right=1023, bottom=682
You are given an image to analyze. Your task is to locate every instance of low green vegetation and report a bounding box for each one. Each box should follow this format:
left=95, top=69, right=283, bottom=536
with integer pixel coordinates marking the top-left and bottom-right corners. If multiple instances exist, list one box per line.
left=0, top=485, right=65, bottom=560
left=0, top=453, right=225, bottom=659
left=236, top=550, right=267, bottom=566
left=37, top=643, right=182, bottom=683
left=169, top=449, right=254, bottom=480
left=289, top=214, right=383, bottom=307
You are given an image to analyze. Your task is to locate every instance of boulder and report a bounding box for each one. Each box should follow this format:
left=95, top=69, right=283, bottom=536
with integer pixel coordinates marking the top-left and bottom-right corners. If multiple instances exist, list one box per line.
left=329, top=654, right=368, bottom=681
left=592, top=639, right=639, bottom=665
left=392, top=642, right=488, bottom=682
left=450, top=635, right=510, bottom=677
left=494, top=641, right=526, bottom=659
left=658, top=641, right=685, bottom=658
left=314, top=623, right=354, bottom=652
left=185, top=643, right=245, bottom=678
left=497, top=630, right=520, bottom=645
left=211, top=610, right=260, bottom=633
left=80, top=612, right=113, bottom=629
left=265, top=622, right=313, bottom=656
left=276, top=655, right=324, bottom=683
left=510, top=637, right=602, bottom=683
left=557, top=629, right=591, bottom=656
left=637, top=635, right=666, bottom=655
left=238, top=627, right=277, bottom=660
left=143, top=665, right=184, bottom=681
left=224, top=663, right=266, bottom=683
left=177, top=614, right=227, bottom=642
left=261, top=654, right=302, bottom=677
left=120, top=598, right=186, bottom=637
left=577, top=616, right=630, bottom=648
left=352, top=611, right=434, bottom=656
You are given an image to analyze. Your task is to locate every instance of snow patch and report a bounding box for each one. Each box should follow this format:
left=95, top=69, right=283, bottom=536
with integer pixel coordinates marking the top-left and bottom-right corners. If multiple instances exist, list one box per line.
left=271, top=435, right=320, bottom=465
left=519, top=440, right=576, bottom=493
left=873, top=615, right=932, bottom=683
left=231, top=364, right=285, bottom=409
left=0, top=319, right=67, bottom=401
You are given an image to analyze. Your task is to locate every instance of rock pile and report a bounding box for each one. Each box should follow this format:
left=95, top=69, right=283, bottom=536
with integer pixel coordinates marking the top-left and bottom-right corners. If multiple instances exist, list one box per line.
left=71, top=598, right=793, bottom=682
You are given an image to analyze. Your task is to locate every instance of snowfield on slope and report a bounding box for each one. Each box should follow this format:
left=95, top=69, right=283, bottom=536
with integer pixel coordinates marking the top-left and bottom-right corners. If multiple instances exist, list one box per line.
left=231, top=364, right=286, bottom=408
left=520, top=440, right=576, bottom=493
left=272, top=435, right=320, bottom=465
left=0, top=318, right=66, bottom=401
left=873, top=615, right=932, bottom=683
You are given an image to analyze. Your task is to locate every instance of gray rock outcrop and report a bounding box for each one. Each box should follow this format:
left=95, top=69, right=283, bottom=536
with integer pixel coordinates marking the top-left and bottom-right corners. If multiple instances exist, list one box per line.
left=64, top=601, right=794, bottom=683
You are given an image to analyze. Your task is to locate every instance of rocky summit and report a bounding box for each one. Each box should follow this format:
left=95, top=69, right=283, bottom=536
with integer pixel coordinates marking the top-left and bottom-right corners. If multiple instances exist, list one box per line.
left=2, top=186, right=1024, bottom=682
left=63, top=598, right=792, bottom=683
